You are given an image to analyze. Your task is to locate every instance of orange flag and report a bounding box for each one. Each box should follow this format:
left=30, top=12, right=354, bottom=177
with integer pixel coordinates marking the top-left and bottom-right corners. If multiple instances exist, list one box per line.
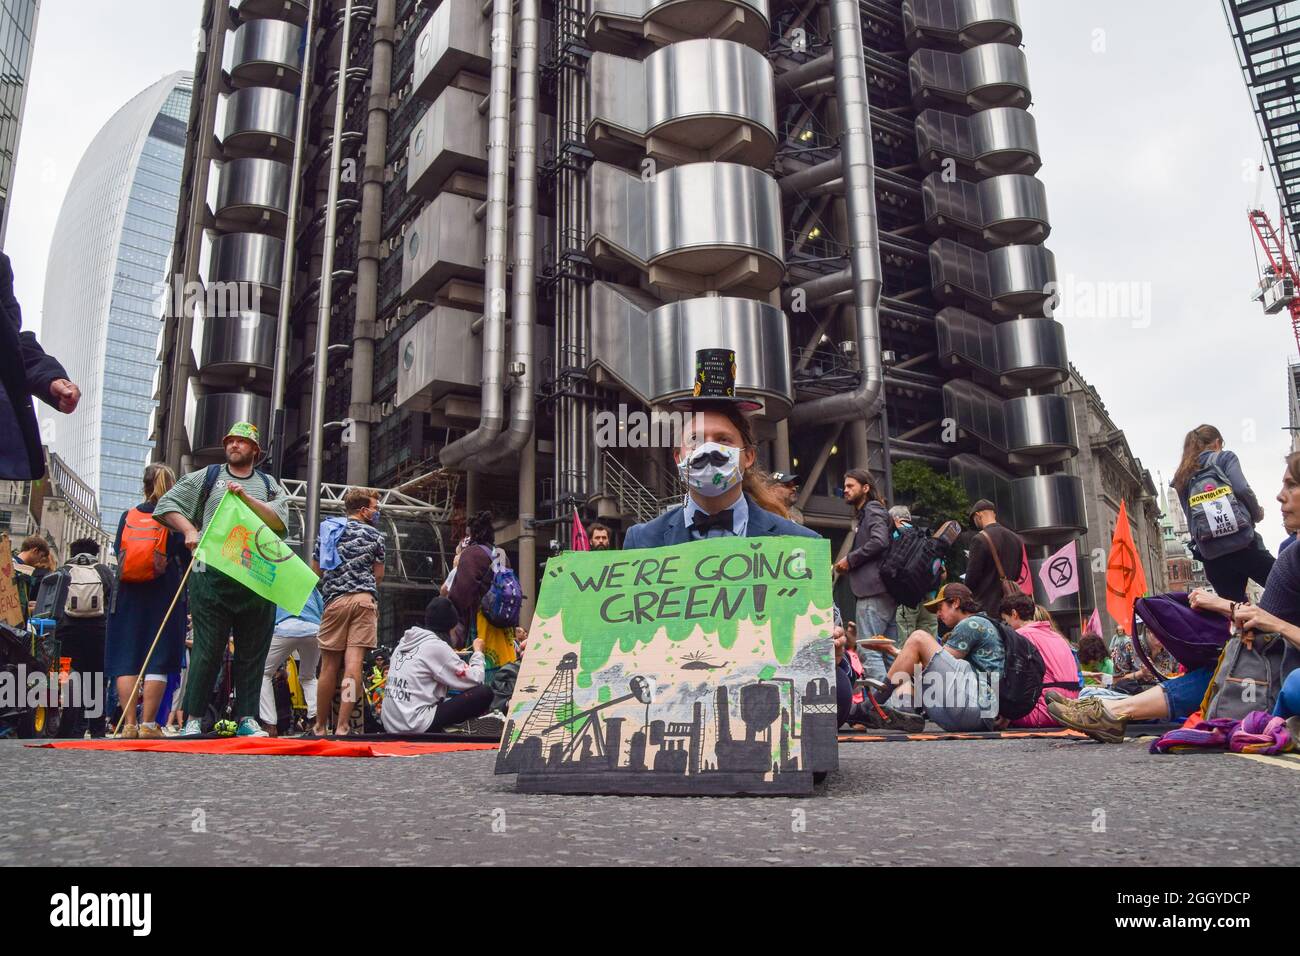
left=1105, top=499, right=1148, bottom=633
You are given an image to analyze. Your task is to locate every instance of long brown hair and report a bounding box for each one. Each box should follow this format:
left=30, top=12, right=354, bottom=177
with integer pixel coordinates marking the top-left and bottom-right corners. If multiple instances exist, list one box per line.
left=143, top=462, right=176, bottom=503
left=1172, top=424, right=1223, bottom=494
left=845, top=467, right=885, bottom=505
left=715, top=405, right=789, bottom=517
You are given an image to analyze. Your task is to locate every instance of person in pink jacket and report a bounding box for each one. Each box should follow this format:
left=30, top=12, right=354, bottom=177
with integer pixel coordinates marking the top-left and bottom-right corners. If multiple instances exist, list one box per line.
left=999, top=592, right=1080, bottom=728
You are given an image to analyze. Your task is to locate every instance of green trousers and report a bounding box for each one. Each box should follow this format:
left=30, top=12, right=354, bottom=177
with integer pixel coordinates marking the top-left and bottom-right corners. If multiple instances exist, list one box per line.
left=184, top=569, right=276, bottom=721
left=896, top=602, right=938, bottom=639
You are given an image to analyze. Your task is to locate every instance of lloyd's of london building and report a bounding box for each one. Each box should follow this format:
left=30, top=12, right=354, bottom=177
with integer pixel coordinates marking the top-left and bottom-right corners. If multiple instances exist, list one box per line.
left=153, top=0, right=1090, bottom=625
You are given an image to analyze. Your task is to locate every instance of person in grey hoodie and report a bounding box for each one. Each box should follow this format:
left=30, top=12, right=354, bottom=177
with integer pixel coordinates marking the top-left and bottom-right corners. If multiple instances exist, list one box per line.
left=381, top=597, right=497, bottom=734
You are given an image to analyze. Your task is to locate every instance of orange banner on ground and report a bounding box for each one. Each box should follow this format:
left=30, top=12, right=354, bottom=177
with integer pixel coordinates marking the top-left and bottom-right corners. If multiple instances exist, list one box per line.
left=30, top=738, right=499, bottom=758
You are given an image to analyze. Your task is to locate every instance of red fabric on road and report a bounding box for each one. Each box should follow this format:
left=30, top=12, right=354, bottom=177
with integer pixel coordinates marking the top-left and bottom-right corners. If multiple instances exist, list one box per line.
left=28, top=738, right=499, bottom=757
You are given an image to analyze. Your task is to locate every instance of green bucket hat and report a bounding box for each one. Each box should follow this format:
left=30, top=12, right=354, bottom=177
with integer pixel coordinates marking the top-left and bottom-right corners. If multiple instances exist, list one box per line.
left=223, top=421, right=262, bottom=453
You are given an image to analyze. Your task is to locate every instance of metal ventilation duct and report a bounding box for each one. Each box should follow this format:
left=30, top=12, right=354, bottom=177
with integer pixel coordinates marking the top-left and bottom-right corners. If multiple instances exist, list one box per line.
left=411, top=0, right=492, bottom=103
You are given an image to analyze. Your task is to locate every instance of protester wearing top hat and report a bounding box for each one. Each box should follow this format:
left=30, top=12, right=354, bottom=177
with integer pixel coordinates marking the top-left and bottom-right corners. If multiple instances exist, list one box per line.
left=623, top=350, right=817, bottom=549
left=964, top=498, right=1026, bottom=619
left=154, top=421, right=290, bottom=737
left=768, top=471, right=803, bottom=525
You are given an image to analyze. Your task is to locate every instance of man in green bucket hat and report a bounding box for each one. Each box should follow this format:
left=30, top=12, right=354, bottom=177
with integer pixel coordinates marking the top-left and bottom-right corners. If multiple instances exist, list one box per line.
left=154, top=421, right=290, bottom=737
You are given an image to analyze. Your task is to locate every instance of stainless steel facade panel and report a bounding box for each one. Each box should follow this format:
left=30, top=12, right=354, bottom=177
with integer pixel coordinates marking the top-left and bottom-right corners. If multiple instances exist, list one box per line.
left=1009, top=472, right=1087, bottom=539
left=587, top=0, right=771, bottom=55
left=587, top=282, right=792, bottom=412
left=234, top=0, right=309, bottom=25
left=649, top=163, right=782, bottom=265
left=208, top=232, right=284, bottom=298
left=214, top=157, right=291, bottom=226
left=412, top=0, right=492, bottom=103
left=221, top=86, right=297, bottom=155
left=190, top=392, right=272, bottom=457
left=405, top=85, right=488, bottom=198
left=646, top=39, right=776, bottom=142
left=937, top=308, right=1068, bottom=389
left=588, top=161, right=783, bottom=281
left=948, top=454, right=1085, bottom=537
left=1003, top=393, right=1077, bottom=464
left=395, top=307, right=482, bottom=410
left=589, top=52, right=646, bottom=138
left=994, top=316, right=1068, bottom=388
left=971, top=108, right=1040, bottom=173
left=909, top=43, right=1031, bottom=111
left=915, top=107, right=1041, bottom=176
left=229, top=18, right=303, bottom=91
left=943, top=378, right=1006, bottom=450
left=930, top=238, right=1055, bottom=316
left=647, top=296, right=792, bottom=413
left=978, top=173, right=1049, bottom=244
left=925, top=172, right=1048, bottom=246
left=400, top=192, right=486, bottom=301
left=987, top=243, right=1056, bottom=314
left=197, top=310, right=278, bottom=374
left=903, top=0, right=1022, bottom=49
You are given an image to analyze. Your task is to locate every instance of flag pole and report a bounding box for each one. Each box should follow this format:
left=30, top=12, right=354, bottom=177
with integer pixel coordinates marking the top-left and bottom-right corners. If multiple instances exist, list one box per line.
left=112, top=554, right=197, bottom=738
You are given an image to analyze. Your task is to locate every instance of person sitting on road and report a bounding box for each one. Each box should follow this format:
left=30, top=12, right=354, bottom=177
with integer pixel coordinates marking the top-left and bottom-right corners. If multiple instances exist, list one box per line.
left=381, top=597, right=497, bottom=735
left=1050, top=452, right=1300, bottom=742
left=871, top=582, right=1004, bottom=732
left=1077, top=634, right=1114, bottom=687
left=999, top=593, right=1079, bottom=728
left=1110, top=630, right=1179, bottom=694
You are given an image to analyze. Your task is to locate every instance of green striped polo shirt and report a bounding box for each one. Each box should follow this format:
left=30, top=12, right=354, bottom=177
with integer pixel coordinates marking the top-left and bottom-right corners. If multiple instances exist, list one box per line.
left=153, top=464, right=291, bottom=535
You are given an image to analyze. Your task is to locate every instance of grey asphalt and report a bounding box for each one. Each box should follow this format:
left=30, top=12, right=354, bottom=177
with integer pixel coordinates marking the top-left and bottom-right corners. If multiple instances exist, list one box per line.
left=1, top=736, right=1296, bottom=866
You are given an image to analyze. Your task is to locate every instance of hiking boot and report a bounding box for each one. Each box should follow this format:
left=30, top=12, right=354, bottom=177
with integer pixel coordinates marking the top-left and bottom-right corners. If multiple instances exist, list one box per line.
left=236, top=717, right=269, bottom=737
left=116, top=724, right=139, bottom=740
left=467, top=713, right=506, bottom=738
left=137, top=724, right=163, bottom=739
left=880, top=706, right=926, bottom=734
left=1043, top=690, right=1072, bottom=708
left=1285, top=716, right=1300, bottom=751
left=1047, top=696, right=1127, bottom=744
left=179, top=717, right=203, bottom=737
left=845, top=701, right=887, bottom=730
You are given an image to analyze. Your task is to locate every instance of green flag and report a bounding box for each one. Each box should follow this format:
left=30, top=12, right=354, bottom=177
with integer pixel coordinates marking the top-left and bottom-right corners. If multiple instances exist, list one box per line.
left=194, top=491, right=317, bottom=615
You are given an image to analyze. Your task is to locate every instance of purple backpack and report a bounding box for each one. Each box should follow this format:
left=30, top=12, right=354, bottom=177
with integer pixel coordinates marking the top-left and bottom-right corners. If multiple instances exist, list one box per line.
left=1132, top=593, right=1231, bottom=673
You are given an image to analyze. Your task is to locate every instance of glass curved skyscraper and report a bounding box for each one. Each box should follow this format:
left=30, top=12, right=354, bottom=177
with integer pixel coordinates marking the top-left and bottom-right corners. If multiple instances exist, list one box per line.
left=41, top=71, right=192, bottom=530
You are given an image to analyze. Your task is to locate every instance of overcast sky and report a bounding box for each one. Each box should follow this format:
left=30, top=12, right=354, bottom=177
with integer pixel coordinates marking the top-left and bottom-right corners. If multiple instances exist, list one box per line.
left=6, top=0, right=1294, bottom=547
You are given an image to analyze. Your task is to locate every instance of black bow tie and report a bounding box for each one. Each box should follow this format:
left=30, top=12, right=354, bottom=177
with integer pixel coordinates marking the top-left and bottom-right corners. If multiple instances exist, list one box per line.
left=691, top=508, right=735, bottom=536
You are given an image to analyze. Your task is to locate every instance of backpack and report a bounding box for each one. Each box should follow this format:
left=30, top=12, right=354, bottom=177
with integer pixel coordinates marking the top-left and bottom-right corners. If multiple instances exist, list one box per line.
left=37, top=558, right=113, bottom=622
left=1199, top=632, right=1288, bottom=722
left=477, top=546, right=523, bottom=629
left=1184, top=452, right=1254, bottom=560
left=880, top=524, right=947, bottom=607
left=1132, top=593, right=1231, bottom=673
left=981, top=616, right=1075, bottom=721
left=119, top=506, right=170, bottom=583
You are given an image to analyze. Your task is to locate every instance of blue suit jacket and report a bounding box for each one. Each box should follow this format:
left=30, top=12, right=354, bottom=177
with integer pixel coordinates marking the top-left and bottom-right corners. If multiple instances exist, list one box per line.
left=623, top=493, right=821, bottom=549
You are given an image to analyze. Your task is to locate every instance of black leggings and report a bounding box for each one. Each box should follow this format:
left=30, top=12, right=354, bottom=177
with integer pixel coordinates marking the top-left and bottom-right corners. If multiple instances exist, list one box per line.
left=1202, top=545, right=1276, bottom=602
left=427, top=684, right=494, bottom=732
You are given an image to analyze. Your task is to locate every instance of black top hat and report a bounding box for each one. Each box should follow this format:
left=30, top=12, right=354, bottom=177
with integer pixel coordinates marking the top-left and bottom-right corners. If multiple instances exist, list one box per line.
left=669, top=348, right=763, bottom=412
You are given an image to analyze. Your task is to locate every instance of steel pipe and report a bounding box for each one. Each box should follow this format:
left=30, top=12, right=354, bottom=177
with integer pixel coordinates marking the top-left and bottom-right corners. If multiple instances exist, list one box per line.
left=440, top=0, right=513, bottom=469
left=305, top=0, right=354, bottom=562
left=789, top=0, right=884, bottom=428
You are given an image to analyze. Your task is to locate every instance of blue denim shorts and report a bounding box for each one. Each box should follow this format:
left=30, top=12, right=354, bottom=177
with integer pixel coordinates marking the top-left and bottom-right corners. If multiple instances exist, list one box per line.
left=1159, top=666, right=1215, bottom=721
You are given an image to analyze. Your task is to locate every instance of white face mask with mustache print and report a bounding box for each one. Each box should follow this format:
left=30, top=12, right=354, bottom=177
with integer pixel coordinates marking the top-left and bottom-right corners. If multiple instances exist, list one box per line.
left=678, top=441, right=743, bottom=497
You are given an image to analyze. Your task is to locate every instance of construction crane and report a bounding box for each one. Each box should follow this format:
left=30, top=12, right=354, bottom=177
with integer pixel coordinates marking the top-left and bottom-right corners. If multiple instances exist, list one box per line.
left=1247, top=203, right=1300, bottom=355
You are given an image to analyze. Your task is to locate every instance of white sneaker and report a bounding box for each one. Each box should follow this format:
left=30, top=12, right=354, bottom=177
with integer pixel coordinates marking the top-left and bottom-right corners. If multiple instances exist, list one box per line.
left=179, top=717, right=203, bottom=737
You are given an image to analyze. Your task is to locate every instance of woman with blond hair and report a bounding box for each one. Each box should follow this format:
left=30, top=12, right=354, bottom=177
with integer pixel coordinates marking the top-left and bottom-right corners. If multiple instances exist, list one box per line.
left=106, top=462, right=189, bottom=738
left=1171, top=424, right=1273, bottom=602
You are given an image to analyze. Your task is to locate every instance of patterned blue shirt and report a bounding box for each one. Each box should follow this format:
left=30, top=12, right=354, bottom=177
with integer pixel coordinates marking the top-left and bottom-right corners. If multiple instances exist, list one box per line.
left=682, top=493, right=749, bottom=539
left=312, top=519, right=386, bottom=606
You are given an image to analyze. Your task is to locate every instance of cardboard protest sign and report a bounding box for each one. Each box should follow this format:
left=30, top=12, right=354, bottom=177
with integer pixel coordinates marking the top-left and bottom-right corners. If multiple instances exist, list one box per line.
left=496, top=536, right=837, bottom=795
left=0, top=534, right=24, bottom=628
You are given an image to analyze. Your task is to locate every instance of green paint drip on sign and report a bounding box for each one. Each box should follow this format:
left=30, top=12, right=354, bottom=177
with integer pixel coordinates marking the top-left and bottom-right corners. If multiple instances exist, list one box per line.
left=537, top=536, right=833, bottom=676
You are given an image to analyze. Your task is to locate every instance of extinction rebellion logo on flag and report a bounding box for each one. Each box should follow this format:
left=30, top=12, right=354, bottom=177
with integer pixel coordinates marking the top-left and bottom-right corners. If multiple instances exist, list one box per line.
left=220, top=523, right=292, bottom=587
